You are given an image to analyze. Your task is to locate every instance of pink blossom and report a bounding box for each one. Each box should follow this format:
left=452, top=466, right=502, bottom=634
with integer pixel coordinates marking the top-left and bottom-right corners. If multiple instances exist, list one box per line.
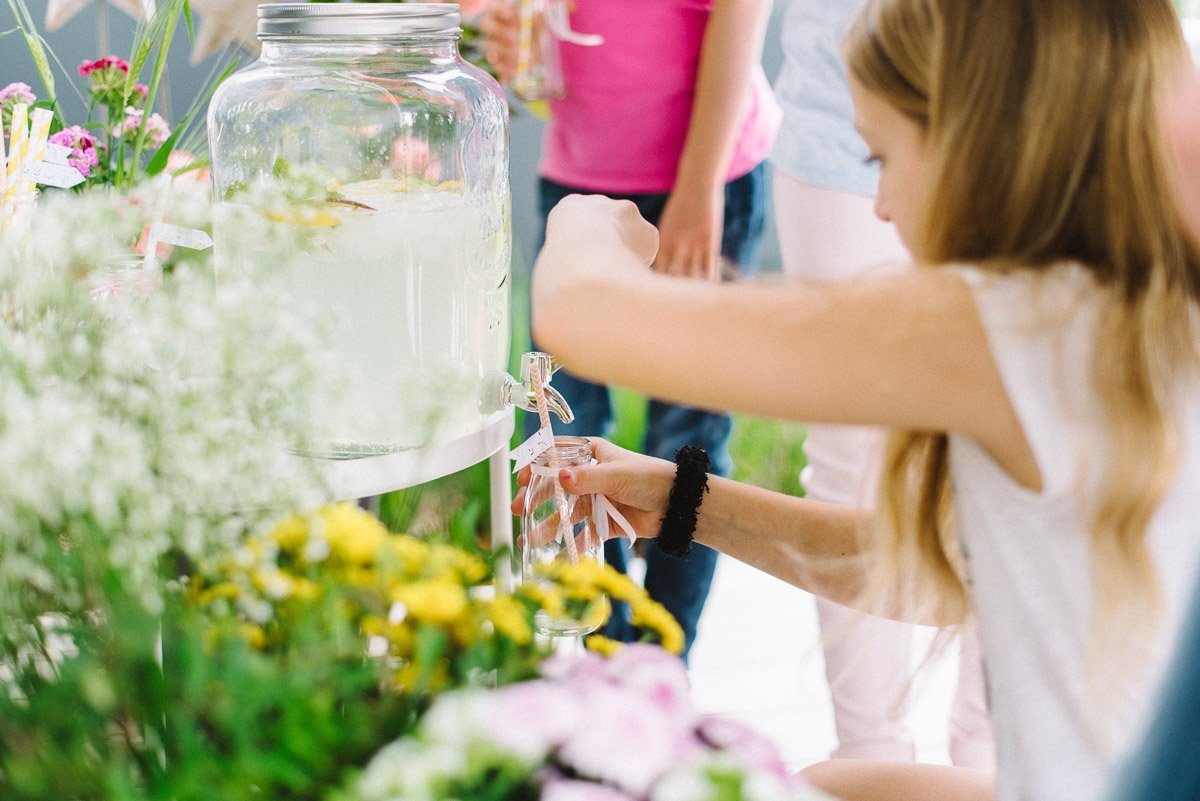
left=132, top=83, right=149, bottom=99
left=541, top=779, right=636, bottom=801
left=0, top=83, right=37, bottom=128
left=540, top=649, right=612, bottom=685
left=112, top=106, right=171, bottom=147
left=560, top=684, right=695, bottom=795
left=0, top=82, right=36, bottom=105
left=696, top=716, right=791, bottom=780
left=166, top=150, right=210, bottom=185
left=488, top=681, right=583, bottom=760
left=457, top=0, right=489, bottom=18
left=89, top=268, right=161, bottom=302
left=78, top=55, right=130, bottom=77
left=48, top=125, right=101, bottom=178
left=603, top=644, right=693, bottom=725
left=391, top=136, right=441, bottom=182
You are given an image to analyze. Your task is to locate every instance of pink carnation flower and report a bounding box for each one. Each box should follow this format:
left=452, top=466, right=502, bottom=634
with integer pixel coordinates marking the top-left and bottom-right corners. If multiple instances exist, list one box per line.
left=0, top=82, right=36, bottom=105
left=560, top=683, right=697, bottom=796
left=541, top=779, right=636, bottom=801
left=78, top=55, right=130, bottom=77
left=0, top=83, right=36, bottom=128
left=602, top=644, right=693, bottom=725
left=489, top=681, right=583, bottom=760
left=696, top=716, right=791, bottom=780
left=48, top=125, right=101, bottom=178
left=113, top=106, right=171, bottom=147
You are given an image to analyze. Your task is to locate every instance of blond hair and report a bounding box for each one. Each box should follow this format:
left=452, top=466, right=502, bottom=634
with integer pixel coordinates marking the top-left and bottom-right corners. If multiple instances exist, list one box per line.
left=846, top=0, right=1200, bottom=690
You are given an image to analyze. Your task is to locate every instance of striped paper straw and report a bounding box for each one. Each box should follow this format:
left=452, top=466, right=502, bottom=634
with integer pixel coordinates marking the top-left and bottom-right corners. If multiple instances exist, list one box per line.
left=529, top=360, right=579, bottom=564
left=4, top=104, right=29, bottom=210
left=0, top=121, right=8, bottom=220
left=23, top=108, right=53, bottom=198
left=514, top=0, right=536, bottom=95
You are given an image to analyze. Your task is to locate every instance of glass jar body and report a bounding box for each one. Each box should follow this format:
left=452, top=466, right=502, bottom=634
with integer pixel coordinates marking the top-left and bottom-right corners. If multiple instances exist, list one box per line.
left=208, top=32, right=511, bottom=457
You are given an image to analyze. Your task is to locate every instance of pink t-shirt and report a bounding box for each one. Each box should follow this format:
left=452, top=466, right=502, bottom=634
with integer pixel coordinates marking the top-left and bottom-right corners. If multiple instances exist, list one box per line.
left=538, top=0, right=782, bottom=194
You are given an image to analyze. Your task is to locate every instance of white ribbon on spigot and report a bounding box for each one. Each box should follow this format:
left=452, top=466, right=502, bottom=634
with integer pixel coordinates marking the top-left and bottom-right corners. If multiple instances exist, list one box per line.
left=544, top=0, right=604, bottom=46
left=529, top=461, right=638, bottom=545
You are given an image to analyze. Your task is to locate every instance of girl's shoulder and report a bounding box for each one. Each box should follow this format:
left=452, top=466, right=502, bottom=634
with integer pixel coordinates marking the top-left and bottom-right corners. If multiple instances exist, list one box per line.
left=947, top=260, right=1101, bottom=339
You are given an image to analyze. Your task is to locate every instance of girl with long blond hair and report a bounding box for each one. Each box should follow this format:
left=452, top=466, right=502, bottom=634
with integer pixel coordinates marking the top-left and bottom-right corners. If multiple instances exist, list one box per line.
left=518, top=0, right=1200, bottom=799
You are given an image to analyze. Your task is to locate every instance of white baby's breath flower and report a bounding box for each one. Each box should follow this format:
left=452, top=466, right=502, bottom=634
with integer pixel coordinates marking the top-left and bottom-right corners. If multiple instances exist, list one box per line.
left=0, top=180, right=344, bottom=647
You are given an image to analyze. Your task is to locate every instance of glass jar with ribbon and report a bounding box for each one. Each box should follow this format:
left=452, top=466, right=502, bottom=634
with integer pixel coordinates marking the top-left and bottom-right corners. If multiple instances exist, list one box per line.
left=521, top=436, right=634, bottom=636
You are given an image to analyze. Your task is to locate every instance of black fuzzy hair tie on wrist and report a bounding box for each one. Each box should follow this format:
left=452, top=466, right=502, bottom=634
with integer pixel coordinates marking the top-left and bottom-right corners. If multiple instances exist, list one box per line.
left=657, top=446, right=710, bottom=558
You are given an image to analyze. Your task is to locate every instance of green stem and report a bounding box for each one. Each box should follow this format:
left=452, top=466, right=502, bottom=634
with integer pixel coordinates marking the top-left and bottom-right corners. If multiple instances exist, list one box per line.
left=125, top=0, right=182, bottom=187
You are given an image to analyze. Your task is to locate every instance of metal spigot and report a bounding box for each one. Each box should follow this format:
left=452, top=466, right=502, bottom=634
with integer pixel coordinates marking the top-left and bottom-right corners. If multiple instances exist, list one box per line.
left=489, top=351, right=576, bottom=424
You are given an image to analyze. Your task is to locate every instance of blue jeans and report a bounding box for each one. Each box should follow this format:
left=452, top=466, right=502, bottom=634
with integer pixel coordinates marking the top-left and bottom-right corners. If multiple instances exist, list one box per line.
left=527, top=165, right=768, bottom=661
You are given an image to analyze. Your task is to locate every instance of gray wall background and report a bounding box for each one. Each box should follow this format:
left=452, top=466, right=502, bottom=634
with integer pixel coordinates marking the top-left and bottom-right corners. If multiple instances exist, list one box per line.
left=0, top=0, right=786, bottom=273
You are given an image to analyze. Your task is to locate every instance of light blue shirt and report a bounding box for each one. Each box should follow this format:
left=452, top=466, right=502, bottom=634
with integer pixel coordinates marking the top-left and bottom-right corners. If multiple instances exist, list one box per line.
left=771, top=0, right=878, bottom=196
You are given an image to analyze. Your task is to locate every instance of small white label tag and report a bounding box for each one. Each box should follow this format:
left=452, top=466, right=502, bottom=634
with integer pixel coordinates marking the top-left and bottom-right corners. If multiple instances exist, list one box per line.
left=510, top=426, right=554, bottom=474
left=150, top=222, right=213, bottom=251
left=44, top=143, right=72, bottom=165
left=23, top=161, right=84, bottom=188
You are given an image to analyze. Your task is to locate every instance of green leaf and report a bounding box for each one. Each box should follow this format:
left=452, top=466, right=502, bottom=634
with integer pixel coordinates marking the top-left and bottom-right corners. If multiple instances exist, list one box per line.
left=184, top=0, right=195, bottom=43
left=144, top=124, right=185, bottom=176
left=22, top=32, right=53, bottom=97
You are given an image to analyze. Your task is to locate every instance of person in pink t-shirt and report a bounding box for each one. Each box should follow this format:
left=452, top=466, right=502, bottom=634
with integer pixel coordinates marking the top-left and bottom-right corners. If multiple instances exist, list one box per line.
left=482, top=0, right=781, bottom=660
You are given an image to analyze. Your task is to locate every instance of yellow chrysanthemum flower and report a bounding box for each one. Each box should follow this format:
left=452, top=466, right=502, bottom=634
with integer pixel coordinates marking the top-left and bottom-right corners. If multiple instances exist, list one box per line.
left=290, top=576, right=322, bottom=602
left=268, top=514, right=309, bottom=552
left=595, top=568, right=647, bottom=603
left=388, top=536, right=429, bottom=571
left=585, top=634, right=623, bottom=657
left=238, top=623, right=268, bottom=650
left=393, top=661, right=451, bottom=694
left=519, top=583, right=566, bottom=616
left=631, top=600, right=685, bottom=655
left=320, top=503, right=389, bottom=564
left=361, top=615, right=415, bottom=655
left=391, top=579, right=469, bottom=625
left=195, top=581, right=241, bottom=605
left=488, top=595, right=533, bottom=645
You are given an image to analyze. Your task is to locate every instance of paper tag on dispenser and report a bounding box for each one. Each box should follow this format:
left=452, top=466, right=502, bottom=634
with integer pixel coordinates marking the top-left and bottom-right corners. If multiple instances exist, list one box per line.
left=150, top=223, right=213, bottom=250
left=510, top=426, right=554, bottom=474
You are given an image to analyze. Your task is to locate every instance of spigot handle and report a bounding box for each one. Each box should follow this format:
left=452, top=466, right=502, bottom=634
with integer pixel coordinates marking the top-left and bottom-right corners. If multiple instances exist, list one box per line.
left=488, top=352, right=575, bottom=424
left=519, top=351, right=562, bottom=386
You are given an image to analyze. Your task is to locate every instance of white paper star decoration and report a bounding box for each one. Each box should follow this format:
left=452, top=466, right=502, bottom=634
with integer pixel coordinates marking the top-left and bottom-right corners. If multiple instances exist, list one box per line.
left=45, top=0, right=153, bottom=32
left=190, top=0, right=278, bottom=64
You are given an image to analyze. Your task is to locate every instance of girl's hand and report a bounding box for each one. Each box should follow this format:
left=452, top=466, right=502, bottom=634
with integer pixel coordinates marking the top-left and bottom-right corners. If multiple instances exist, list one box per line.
left=543, top=194, right=660, bottom=267
left=479, top=3, right=518, bottom=83
left=513, top=438, right=675, bottom=543
left=654, top=184, right=725, bottom=281
left=533, top=195, right=659, bottom=335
